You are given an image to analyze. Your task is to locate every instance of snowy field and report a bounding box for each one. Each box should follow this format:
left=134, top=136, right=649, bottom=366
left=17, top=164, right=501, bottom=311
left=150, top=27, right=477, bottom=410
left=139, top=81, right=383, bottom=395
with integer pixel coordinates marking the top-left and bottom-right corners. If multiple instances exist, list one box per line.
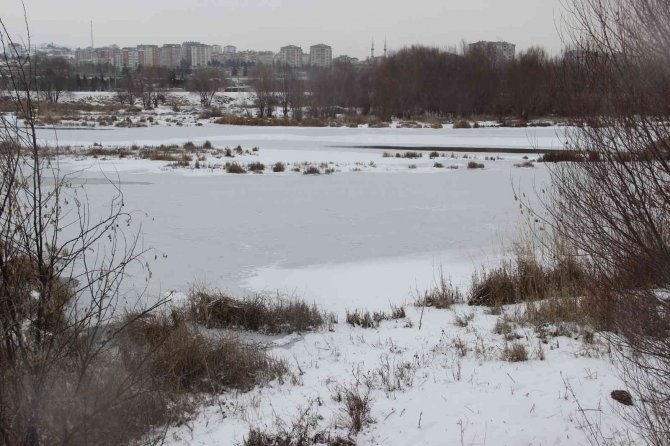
left=36, top=123, right=633, bottom=445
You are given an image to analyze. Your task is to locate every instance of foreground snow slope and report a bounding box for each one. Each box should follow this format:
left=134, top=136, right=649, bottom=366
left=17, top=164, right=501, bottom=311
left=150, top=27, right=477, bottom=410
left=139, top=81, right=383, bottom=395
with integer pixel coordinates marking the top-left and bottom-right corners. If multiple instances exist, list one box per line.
left=166, top=306, right=631, bottom=446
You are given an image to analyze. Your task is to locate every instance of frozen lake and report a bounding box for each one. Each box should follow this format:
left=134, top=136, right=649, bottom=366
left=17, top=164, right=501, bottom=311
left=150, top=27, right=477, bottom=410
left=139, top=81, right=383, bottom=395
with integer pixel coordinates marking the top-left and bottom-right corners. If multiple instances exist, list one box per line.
left=38, top=123, right=569, bottom=151
left=41, top=125, right=555, bottom=312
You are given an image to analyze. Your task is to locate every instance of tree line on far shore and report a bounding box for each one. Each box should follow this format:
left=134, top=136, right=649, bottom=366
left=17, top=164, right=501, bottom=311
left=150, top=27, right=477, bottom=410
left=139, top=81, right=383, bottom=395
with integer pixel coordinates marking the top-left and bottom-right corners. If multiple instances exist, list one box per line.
left=1, top=41, right=665, bottom=122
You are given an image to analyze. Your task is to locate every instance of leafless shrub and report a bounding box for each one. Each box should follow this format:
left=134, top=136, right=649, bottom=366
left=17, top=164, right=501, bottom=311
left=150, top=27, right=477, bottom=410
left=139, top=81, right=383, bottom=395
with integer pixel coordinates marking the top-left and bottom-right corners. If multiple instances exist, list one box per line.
left=467, top=161, right=485, bottom=169
left=375, top=355, right=417, bottom=395
left=0, top=19, right=178, bottom=445
left=334, top=381, right=373, bottom=436
left=524, top=0, right=670, bottom=442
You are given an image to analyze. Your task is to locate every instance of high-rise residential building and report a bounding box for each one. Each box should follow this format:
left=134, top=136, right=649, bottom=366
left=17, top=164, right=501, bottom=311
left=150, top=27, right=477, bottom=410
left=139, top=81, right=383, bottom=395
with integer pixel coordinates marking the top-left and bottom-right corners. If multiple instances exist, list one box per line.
left=137, top=44, right=159, bottom=66
left=223, top=45, right=237, bottom=54
left=468, top=41, right=516, bottom=64
left=190, top=44, right=213, bottom=68
left=279, top=45, right=303, bottom=67
left=309, top=44, right=332, bottom=67
left=182, top=42, right=212, bottom=68
left=75, top=48, right=95, bottom=64
left=119, top=47, right=139, bottom=69
left=211, top=44, right=223, bottom=54
left=93, top=47, right=119, bottom=65
left=159, top=44, right=183, bottom=67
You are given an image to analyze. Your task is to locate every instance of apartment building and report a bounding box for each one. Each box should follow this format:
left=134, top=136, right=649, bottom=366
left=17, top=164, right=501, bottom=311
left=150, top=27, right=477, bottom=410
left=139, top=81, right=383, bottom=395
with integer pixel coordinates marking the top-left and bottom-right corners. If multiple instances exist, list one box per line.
left=309, top=44, right=332, bottom=67
left=190, top=44, right=213, bottom=68
left=137, top=45, right=159, bottom=66
left=468, top=41, right=516, bottom=64
left=279, top=45, right=303, bottom=67
left=159, top=44, right=183, bottom=68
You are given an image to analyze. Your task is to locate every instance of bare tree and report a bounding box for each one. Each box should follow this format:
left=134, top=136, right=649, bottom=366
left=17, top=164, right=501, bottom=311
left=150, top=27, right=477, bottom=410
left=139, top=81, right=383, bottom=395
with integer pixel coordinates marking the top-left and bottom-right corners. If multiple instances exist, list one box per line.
left=34, top=55, right=71, bottom=103
left=0, top=13, right=169, bottom=446
left=527, top=1, right=670, bottom=444
left=276, top=64, right=303, bottom=119
left=117, top=67, right=137, bottom=106
left=187, top=68, right=226, bottom=108
left=249, top=64, right=277, bottom=118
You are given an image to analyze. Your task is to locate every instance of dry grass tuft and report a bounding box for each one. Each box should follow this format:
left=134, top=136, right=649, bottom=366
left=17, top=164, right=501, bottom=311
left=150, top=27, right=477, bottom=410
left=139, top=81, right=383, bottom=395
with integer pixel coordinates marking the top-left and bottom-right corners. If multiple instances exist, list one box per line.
left=469, top=248, right=586, bottom=307
left=121, top=311, right=288, bottom=392
left=502, top=342, right=529, bottom=362
left=187, top=288, right=325, bottom=334
left=416, top=272, right=463, bottom=309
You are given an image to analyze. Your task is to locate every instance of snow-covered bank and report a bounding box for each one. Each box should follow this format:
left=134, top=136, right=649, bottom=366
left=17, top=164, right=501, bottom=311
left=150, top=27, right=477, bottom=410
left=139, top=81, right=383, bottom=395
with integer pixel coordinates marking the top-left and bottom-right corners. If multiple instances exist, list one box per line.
left=165, top=305, right=631, bottom=445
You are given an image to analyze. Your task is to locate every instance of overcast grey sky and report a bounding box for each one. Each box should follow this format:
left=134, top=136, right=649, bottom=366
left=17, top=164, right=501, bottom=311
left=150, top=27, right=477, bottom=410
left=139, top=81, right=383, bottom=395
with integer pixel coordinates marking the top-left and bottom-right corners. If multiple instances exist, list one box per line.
left=3, top=0, right=566, bottom=58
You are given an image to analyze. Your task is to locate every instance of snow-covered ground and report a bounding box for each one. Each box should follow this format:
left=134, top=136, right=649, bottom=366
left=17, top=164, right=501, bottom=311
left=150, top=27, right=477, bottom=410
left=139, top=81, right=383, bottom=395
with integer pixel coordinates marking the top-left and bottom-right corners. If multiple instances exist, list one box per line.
left=165, top=306, right=630, bottom=445
left=36, top=124, right=632, bottom=445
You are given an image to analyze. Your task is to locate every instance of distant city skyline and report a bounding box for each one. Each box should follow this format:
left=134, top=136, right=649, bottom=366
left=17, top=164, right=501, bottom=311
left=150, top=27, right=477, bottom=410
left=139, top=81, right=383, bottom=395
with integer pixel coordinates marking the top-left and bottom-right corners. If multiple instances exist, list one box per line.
left=2, top=0, right=566, bottom=59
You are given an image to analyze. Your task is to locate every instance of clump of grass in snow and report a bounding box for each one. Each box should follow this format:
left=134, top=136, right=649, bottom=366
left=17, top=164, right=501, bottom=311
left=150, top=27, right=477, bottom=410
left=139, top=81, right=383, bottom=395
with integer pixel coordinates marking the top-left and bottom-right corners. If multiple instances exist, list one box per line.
left=501, top=342, right=528, bottom=362
left=225, top=162, right=246, bottom=174
left=415, top=272, right=463, bottom=309
left=454, top=311, right=475, bottom=328
left=121, top=311, right=287, bottom=393
left=247, top=162, right=265, bottom=173
left=467, top=161, right=485, bottom=169
left=346, top=306, right=406, bottom=328
left=303, top=166, right=321, bottom=175
left=333, top=382, right=373, bottom=435
left=272, top=162, right=286, bottom=172
left=396, top=151, right=422, bottom=159
left=468, top=247, right=586, bottom=307
left=187, top=287, right=325, bottom=334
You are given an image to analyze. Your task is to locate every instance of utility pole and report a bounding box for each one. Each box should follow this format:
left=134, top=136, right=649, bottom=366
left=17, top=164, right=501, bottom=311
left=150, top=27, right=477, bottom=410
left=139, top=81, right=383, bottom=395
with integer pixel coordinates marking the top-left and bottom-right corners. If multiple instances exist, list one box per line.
left=90, top=20, right=94, bottom=48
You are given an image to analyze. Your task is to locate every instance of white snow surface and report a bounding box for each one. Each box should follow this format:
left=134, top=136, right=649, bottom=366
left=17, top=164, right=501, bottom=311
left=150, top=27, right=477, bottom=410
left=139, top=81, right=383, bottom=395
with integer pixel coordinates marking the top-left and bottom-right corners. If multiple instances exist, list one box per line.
left=164, top=307, right=630, bottom=446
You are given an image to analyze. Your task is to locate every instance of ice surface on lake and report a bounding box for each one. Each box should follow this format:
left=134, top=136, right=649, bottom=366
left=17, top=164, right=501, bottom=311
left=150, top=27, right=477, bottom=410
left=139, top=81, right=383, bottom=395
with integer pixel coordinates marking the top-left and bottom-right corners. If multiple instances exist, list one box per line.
left=46, top=125, right=552, bottom=310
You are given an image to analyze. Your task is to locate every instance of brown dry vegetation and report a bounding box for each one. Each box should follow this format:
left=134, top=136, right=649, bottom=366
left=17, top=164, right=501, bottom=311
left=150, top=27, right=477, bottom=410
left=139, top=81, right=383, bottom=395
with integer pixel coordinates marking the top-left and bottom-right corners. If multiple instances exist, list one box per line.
left=468, top=246, right=585, bottom=307
left=187, top=287, right=326, bottom=334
